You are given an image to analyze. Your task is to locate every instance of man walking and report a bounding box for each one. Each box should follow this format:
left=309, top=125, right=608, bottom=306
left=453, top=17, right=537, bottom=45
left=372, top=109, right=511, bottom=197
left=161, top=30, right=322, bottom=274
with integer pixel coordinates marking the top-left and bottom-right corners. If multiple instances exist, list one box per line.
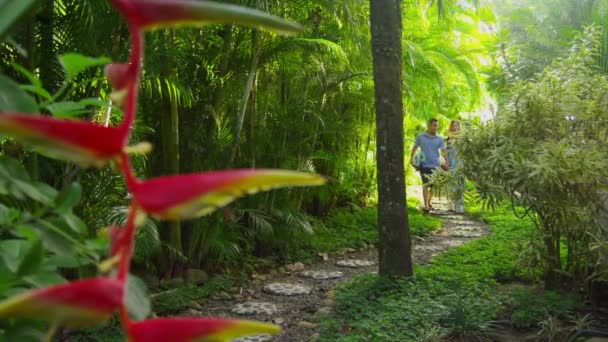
left=410, top=118, right=449, bottom=212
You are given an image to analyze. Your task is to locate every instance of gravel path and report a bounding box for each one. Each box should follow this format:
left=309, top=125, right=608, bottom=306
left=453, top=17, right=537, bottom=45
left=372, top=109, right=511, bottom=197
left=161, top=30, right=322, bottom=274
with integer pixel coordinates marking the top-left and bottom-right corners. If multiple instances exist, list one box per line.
left=185, top=199, right=490, bottom=341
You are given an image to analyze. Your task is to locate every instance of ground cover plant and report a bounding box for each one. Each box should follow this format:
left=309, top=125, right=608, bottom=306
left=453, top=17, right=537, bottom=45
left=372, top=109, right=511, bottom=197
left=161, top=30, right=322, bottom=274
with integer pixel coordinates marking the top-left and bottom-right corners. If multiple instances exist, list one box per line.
left=318, top=201, right=584, bottom=341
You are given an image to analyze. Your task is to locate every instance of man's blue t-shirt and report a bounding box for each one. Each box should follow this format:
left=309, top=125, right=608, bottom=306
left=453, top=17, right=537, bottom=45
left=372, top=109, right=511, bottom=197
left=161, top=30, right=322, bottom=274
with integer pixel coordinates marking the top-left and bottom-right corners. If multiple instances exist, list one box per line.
left=415, top=132, right=445, bottom=168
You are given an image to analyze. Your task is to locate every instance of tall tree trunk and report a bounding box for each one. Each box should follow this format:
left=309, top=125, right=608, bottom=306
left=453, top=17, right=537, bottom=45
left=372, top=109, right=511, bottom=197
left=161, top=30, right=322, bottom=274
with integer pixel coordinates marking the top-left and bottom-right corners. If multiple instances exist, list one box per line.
left=370, top=0, right=412, bottom=277
left=229, top=30, right=261, bottom=166
left=39, top=0, right=56, bottom=92
left=159, top=30, right=182, bottom=275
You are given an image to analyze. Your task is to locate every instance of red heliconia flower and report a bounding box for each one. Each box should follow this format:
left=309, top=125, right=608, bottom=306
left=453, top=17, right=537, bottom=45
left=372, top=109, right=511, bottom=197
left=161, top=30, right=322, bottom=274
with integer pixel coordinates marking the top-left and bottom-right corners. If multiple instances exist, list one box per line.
left=130, top=169, right=326, bottom=220
left=127, top=317, right=281, bottom=342
left=105, top=225, right=129, bottom=256
left=0, top=113, right=129, bottom=167
left=105, top=63, right=131, bottom=91
left=0, top=277, right=123, bottom=328
left=110, top=0, right=302, bottom=35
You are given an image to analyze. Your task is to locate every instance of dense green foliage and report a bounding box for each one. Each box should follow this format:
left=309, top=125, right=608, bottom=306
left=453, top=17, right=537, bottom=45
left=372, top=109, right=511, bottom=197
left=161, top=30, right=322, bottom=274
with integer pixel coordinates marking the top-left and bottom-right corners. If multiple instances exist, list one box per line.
left=0, top=0, right=493, bottom=280
left=318, top=202, right=554, bottom=341
left=459, top=27, right=608, bottom=288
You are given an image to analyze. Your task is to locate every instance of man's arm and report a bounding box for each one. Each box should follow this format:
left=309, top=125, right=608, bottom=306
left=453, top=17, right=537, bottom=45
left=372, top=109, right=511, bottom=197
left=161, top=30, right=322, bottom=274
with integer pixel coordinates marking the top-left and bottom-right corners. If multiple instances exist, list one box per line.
left=410, top=145, right=419, bottom=167
left=440, top=138, right=449, bottom=168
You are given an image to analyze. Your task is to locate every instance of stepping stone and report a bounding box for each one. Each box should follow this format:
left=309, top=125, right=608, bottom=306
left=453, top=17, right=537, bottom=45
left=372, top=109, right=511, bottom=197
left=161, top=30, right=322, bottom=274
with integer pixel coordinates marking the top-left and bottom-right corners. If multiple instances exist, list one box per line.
left=450, top=220, right=479, bottom=226
left=232, top=334, right=273, bottom=342
left=440, top=215, right=468, bottom=220
left=441, top=239, right=466, bottom=248
left=336, top=259, right=375, bottom=268
left=231, top=302, right=279, bottom=316
left=414, top=245, right=444, bottom=253
left=263, top=283, right=312, bottom=296
left=449, top=228, right=484, bottom=238
left=300, top=270, right=343, bottom=280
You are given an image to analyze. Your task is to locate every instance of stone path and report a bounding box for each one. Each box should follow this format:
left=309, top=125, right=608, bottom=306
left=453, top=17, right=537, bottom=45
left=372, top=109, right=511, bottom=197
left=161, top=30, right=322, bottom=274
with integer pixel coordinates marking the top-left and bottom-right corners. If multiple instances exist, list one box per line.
left=182, top=198, right=489, bottom=341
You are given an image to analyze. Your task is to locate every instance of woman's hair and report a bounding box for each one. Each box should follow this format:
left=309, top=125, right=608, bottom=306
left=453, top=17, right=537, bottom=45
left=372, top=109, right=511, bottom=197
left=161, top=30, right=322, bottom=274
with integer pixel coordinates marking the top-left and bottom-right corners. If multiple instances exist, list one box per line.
left=449, top=120, right=460, bottom=132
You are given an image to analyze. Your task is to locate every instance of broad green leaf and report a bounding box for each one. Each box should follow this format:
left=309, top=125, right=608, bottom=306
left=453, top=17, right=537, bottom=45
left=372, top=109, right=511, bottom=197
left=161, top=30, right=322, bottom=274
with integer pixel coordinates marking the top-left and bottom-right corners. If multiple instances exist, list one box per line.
left=58, top=53, right=111, bottom=82
left=0, top=156, right=29, bottom=180
left=23, top=272, right=66, bottom=287
left=125, top=275, right=151, bottom=320
left=0, top=240, right=29, bottom=272
left=0, top=264, right=15, bottom=298
left=20, top=85, right=51, bottom=100
left=45, top=255, right=80, bottom=269
left=11, top=62, right=41, bottom=88
left=54, top=182, right=82, bottom=213
left=16, top=239, right=43, bottom=277
left=0, top=0, right=38, bottom=40
left=0, top=179, right=8, bottom=195
left=0, top=75, right=38, bottom=113
left=45, top=101, right=88, bottom=118
left=14, top=224, right=38, bottom=241
left=33, top=221, right=75, bottom=258
left=12, top=179, right=56, bottom=205
left=79, top=97, right=108, bottom=107
left=58, top=212, right=87, bottom=235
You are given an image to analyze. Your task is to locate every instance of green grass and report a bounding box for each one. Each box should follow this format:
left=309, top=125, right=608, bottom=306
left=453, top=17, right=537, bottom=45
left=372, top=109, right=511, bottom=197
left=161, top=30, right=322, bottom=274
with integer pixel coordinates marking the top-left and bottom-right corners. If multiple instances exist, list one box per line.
left=503, top=285, right=580, bottom=329
left=318, top=201, right=548, bottom=341
left=306, top=205, right=441, bottom=255
left=150, top=276, right=240, bottom=315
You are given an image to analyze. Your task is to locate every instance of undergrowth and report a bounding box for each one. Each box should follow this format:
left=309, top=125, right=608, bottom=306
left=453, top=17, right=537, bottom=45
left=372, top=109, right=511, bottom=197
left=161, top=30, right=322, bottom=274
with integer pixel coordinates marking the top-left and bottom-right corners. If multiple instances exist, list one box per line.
left=305, top=204, right=441, bottom=257
left=318, top=201, right=559, bottom=341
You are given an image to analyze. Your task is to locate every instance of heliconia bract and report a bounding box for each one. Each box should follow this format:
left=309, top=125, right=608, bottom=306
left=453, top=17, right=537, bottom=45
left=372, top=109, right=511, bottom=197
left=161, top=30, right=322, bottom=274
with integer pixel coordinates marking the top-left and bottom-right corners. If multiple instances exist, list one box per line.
left=127, top=317, right=281, bottom=342
left=130, top=169, right=326, bottom=220
left=0, top=277, right=123, bottom=328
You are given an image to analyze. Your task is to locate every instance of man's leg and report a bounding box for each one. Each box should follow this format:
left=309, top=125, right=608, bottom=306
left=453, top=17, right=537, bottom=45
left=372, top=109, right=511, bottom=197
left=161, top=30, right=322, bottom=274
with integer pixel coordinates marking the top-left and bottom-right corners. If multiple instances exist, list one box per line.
left=428, top=187, right=434, bottom=209
left=422, top=185, right=430, bottom=209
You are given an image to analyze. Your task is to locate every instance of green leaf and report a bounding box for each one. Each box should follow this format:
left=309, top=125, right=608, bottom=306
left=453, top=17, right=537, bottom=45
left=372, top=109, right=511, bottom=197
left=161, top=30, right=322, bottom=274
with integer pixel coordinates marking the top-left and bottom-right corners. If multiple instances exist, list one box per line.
left=79, top=97, right=108, bottom=107
left=54, top=182, right=82, bottom=213
left=20, top=85, right=51, bottom=100
left=0, top=75, right=38, bottom=113
left=58, top=53, right=111, bottom=82
left=45, top=254, right=80, bottom=269
left=125, top=275, right=151, bottom=320
left=0, top=156, right=30, bottom=180
left=45, top=101, right=88, bottom=118
left=0, top=240, right=29, bottom=272
left=33, top=221, right=75, bottom=258
left=23, top=272, right=66, bottom=287
left=59, top=212, right=87, bottom=235
left=0, top=0, right=38, bottom=40
left=11, top=62, right=42, bottom=88
left=12, top=179, right=56, bottom=204
left=16, top=239, right=43, bottom=277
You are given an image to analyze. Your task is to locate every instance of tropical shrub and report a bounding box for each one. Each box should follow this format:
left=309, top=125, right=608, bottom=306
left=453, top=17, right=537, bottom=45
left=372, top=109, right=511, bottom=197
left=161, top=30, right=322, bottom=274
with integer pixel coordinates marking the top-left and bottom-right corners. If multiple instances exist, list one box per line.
left=0, top=0, right=324, bottom=340
left=458, top=26, right=608, bottom=289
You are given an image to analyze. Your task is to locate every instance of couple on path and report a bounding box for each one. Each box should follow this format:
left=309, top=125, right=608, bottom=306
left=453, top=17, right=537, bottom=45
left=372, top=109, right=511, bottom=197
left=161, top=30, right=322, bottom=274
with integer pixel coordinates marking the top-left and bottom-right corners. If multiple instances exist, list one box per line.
left=409, top=118, right=464, bottom=213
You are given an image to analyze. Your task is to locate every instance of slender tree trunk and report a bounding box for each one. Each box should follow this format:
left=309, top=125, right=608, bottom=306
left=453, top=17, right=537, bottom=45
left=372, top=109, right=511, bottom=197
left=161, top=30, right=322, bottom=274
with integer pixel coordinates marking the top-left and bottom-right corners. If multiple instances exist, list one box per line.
left=230, top=30, right=262, bottom=166
left=370, top=0, right=412, bottom=276
left=39, top=0, right=56, bottom=92
left=159, top=30, right=182, bottom=275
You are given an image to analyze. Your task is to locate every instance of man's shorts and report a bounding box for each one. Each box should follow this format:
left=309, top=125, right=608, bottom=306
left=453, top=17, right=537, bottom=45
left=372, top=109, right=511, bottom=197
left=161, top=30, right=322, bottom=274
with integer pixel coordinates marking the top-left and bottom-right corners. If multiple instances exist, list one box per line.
left=419, top=167, right=438, bottom=185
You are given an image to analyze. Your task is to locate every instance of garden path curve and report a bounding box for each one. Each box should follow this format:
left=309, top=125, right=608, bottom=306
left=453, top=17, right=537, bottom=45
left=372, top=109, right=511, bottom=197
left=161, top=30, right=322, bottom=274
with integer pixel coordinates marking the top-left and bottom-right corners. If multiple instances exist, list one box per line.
left=186, top=199, right=489, bottom=341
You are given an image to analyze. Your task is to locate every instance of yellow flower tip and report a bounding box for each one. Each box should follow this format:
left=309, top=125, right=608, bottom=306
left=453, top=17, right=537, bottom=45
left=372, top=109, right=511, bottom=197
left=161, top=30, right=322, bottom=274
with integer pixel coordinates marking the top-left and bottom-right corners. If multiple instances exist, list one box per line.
left=221, top=320, right=281, bottom=340
left=97, top=226, right=111, bottom=239
left=110, top=89, right=128, bottom=106
left=124, top=142, right=153, bottom=155
left=98, top=254, right=121, bottom=273
left=134, top=210, right=148, bottom=228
